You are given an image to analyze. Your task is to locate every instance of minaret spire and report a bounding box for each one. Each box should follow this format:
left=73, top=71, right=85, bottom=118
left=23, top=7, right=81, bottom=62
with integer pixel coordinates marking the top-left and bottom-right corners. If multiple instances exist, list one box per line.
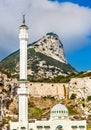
left=20, top=14, right=28, bottom=29
left=22, top=14, right=25, bottom=24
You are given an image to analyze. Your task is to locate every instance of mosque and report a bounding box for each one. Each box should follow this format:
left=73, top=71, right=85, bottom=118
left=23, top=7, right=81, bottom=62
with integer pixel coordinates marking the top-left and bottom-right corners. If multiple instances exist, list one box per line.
left=10, top=103, right=86, bottom=130
left=10, top=16, right=86, bottom=130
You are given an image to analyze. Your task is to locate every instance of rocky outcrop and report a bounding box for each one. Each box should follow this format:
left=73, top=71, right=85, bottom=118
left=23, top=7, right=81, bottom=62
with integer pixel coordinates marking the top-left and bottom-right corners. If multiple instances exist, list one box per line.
left=69, top=77, right=91, bottom=99
left=0, top=72, right=18, bottom=119
left=29, top=32, right=67, bottom=63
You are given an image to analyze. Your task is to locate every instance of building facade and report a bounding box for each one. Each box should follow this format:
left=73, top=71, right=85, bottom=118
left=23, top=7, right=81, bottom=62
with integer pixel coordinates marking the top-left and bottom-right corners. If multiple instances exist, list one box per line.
left=10, top=103, right=86, bottom=130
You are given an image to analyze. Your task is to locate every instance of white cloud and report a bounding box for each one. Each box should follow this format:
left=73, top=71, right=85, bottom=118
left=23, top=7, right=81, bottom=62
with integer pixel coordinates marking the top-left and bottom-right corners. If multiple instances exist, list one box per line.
left=0, top=0, right=91, bottom=59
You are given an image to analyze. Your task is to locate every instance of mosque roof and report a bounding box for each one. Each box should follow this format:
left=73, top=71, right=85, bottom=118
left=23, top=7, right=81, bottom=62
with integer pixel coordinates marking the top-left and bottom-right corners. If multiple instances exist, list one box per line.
left=50, top=103, right=69, bottom=119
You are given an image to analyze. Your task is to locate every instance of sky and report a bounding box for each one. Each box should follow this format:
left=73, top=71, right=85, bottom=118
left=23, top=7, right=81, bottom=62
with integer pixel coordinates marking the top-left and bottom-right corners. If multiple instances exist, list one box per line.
left=0, top=0, right=91, bottom=72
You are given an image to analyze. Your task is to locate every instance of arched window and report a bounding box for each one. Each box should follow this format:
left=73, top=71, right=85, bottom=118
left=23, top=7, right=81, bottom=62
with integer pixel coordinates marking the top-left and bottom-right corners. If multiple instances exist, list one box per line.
left=37, top=126, right=43, bottom=130
left=44, top=126, right=50, bottom=130
left=79, top=126, right=85, bottom=130
left=21, top=127, right=26, bottom=130
left=71, top=126, right=78, bottom=130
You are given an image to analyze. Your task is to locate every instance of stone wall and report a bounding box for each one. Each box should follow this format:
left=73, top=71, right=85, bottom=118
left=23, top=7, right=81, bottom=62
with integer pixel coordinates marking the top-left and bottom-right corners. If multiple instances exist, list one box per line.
left=28, top=82, right=68, bottom=99
left=28, top=77, right=91, bottom=100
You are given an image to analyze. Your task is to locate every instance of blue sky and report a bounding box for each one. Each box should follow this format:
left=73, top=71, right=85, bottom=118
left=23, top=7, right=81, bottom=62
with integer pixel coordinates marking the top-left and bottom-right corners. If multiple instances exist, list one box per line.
left=51, top=0, right=91, bottom=7
left=0, top=0, right=91, bottom=72
left=51, top=0, right=91, bottom=71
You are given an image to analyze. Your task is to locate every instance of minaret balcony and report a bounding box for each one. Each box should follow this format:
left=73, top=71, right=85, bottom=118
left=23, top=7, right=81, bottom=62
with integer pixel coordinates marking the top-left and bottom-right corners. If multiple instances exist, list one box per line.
left=19, top=79, right=28, bottom=83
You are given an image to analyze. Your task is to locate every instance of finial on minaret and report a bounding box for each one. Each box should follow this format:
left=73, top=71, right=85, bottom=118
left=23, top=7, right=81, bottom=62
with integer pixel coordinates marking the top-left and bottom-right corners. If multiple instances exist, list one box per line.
left=20, top=14, right=28, bottom=29
left=23, top=14, right=25, bottom=24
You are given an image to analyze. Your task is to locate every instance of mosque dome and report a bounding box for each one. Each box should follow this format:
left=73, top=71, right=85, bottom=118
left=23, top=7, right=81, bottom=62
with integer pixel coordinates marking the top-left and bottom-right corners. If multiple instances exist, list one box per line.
left=50, top=103, right=69, bottom=119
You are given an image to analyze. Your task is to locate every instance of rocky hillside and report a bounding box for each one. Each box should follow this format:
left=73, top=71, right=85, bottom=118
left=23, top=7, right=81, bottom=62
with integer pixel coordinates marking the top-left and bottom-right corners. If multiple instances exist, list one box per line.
left=0, top=32, right=76, bottom=80
left=0, top=70, right=91, bottom=116
left=0, top=70, right=91, bottom=130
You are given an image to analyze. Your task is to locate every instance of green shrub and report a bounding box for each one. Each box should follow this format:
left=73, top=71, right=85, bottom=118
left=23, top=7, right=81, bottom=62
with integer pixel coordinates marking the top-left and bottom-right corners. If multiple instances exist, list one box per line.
left=70, top=93, right=76, bottom=100
left=87, top=95, right=91, bottom=101
left=82, top=103, right=85, bottom=107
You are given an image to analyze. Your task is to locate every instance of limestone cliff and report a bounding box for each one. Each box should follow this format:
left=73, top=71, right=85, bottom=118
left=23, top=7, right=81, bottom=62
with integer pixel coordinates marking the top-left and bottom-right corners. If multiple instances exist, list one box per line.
left=29, top=32, right=67, bottom=64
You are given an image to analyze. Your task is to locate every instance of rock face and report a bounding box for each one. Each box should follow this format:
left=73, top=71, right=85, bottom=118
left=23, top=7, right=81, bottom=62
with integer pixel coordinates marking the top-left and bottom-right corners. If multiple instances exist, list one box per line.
left=0, top=72, right=18, bottom=119
left=29, top=32, right=67, bottom=64
left=69, top=77, right=91, bottom=99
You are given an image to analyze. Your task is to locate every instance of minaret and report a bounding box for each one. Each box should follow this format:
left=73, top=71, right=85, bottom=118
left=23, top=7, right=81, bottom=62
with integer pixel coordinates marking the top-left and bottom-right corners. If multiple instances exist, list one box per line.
left=17, top=15, right=29, bottom=129
left=19, top=14, right=28, bottom=80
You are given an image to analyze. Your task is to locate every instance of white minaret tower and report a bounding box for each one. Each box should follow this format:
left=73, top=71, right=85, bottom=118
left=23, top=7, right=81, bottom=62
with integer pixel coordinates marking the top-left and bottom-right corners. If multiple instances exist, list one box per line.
left=17, top=15, right=29, bottom=130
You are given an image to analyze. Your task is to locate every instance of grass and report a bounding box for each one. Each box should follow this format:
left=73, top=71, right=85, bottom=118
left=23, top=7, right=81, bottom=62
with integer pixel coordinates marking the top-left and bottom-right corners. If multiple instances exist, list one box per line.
left=87, top=123, right=91, bottom=130
left=28, top=107, right=43, bottom=118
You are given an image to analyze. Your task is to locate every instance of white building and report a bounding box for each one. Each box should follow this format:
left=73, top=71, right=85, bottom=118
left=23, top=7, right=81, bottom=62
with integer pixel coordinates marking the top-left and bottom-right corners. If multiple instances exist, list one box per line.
left=10, top=16, right=86, bottom=130
left=10, top=103, right=86, bottom=130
